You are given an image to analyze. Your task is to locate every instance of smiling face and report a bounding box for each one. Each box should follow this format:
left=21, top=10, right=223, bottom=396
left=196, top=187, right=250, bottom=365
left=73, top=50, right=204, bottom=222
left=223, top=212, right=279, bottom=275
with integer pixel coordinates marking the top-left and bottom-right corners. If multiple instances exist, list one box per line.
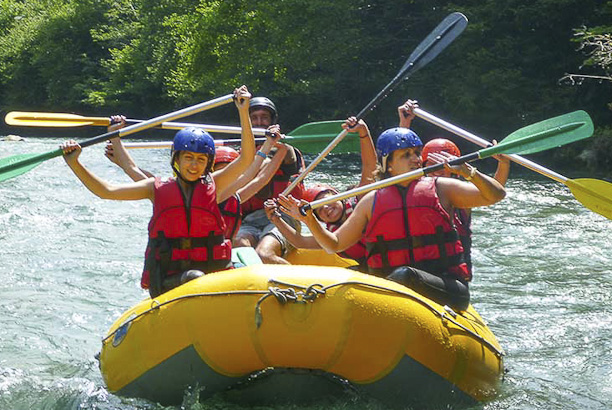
left=249, top=108, right=274, bottom=127
left=313, top=191, right=344, bottom=224
left=387, top=147, right=423, bottom=177
left=176, top=150, right=210, bottom=181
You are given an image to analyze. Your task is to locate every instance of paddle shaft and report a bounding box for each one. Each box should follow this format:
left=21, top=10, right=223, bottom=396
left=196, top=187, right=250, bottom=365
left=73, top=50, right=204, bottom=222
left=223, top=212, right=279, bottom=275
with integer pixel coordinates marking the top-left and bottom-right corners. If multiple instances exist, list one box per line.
left=414, top=107, right=612, bottom=220
left=302, top=154, right=477, bottom=213
left=282, top=12, right=468, bottom=196
left=0, top=94, right=234, bottom=176
left=301, top=110, right=594, bottom=214
left=414, top=108, right=569, bottom=184
left=124, top=136, right=290, bottom=149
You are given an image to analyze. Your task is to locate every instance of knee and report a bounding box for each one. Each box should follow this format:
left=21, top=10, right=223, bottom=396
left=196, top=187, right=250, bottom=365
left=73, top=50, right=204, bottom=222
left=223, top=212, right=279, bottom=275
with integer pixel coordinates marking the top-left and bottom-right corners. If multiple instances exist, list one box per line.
left=233, top=234, right=255, bottom=248
left=256, top=238, right=281, bottom=263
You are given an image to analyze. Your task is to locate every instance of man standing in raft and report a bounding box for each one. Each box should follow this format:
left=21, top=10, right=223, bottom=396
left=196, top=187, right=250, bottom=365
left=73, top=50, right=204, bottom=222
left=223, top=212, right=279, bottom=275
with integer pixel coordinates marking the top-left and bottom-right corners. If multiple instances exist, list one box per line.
left=278, top=127, right=506, bottom=310
left=61, top=86, right=255, bottom=298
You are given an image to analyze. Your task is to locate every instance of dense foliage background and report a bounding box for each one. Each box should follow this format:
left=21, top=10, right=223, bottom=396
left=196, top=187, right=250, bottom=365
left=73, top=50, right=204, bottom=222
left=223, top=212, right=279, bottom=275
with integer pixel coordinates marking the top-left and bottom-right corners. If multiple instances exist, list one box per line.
left=1, top=0, right=611, bottom=172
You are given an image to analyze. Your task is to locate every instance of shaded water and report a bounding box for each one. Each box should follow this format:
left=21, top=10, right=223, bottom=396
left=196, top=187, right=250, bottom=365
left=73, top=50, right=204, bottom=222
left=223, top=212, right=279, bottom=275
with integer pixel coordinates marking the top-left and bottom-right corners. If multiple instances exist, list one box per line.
left=1, top=137, right=611, bottom=409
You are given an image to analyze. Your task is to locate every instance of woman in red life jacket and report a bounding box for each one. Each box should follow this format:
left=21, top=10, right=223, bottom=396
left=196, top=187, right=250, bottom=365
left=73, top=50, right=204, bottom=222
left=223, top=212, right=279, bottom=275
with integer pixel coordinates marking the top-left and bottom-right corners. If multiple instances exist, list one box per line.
left=61, top=86, right=255, bottom=298
left=400, top=99, right=510, bottom=274
left=105, top=117, right=288, bottom=245
left=263, top=116, right=376, bottom=269
left=277, top=127, right=506, bottom=311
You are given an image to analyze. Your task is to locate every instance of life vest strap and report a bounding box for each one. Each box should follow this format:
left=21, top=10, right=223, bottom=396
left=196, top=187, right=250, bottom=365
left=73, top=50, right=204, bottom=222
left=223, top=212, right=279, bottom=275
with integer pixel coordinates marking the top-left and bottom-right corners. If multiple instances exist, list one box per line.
left=366, top=230, right=460, bottom=255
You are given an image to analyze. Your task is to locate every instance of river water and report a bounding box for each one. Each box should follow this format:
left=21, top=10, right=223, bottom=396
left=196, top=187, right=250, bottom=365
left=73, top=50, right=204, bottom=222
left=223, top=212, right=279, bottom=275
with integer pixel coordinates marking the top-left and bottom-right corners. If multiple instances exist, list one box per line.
left=1, top=136, right=611, bottom=410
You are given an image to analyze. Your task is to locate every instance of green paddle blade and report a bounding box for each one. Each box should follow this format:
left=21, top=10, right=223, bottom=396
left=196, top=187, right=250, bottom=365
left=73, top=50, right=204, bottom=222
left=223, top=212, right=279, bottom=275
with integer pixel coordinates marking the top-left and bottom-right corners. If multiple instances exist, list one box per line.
left=287, top=120, right=360, bottom=153
left=565, top=178, right=612, bottom=220
left=0, top=149, right=61, bottom=182
left=479, top=110, right=594, bottom=158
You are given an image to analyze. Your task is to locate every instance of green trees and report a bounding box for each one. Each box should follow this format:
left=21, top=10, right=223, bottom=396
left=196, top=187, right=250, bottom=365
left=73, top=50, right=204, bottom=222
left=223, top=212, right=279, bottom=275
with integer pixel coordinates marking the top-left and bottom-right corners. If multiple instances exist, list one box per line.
left=0, top=0, right=611, bottom=169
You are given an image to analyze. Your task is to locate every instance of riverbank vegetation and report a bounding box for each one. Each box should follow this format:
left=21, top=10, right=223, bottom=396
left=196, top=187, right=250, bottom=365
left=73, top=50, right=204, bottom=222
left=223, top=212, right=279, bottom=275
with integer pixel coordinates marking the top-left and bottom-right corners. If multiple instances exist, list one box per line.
left=1, top=0, right=610, bottom=172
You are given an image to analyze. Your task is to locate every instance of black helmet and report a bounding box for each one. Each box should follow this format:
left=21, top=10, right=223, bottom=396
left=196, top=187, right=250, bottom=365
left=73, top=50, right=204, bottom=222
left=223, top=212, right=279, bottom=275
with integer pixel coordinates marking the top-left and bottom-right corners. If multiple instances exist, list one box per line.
left=249, top=96, right=278, bottom=123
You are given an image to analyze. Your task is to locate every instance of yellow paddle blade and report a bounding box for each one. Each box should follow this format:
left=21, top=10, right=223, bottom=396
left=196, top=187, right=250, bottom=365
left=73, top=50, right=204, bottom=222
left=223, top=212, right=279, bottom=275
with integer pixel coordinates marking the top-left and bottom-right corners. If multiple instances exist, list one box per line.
left=565, top=178, right=612, bottom=220
left=4, top=111, right=110, bottom=127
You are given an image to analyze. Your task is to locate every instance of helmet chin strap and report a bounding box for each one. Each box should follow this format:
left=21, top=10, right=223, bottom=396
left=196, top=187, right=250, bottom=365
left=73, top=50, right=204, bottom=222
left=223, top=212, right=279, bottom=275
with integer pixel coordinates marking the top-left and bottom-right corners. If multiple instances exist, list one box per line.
left=381, top=155, right=389, bottom=174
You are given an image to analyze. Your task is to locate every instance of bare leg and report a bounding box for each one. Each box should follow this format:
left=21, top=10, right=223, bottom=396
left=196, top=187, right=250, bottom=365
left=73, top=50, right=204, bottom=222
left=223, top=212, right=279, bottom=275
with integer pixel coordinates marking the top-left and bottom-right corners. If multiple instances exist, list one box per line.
left=256, top=235, right=290, bottom=265
left=233, top=233, right=257, bottom=248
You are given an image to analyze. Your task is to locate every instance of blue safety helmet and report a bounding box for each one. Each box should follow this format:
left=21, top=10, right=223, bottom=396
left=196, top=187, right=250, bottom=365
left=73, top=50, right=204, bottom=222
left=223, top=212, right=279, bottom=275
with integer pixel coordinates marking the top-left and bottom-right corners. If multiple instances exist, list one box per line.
left=376, top=127, right=423, bottom=172
left=249, top=96, right=278, bottom=123
left=172, top=127, right=216, bottom=156
left=171, top=127, right=216, bottom=177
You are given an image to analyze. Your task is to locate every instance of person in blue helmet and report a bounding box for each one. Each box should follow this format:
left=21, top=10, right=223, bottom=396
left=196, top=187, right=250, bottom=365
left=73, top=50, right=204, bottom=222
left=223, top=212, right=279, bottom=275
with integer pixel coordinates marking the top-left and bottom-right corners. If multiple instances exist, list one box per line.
left=61, top=85, right=255, bottom=298
left=276, top=127, right=506, bottom=310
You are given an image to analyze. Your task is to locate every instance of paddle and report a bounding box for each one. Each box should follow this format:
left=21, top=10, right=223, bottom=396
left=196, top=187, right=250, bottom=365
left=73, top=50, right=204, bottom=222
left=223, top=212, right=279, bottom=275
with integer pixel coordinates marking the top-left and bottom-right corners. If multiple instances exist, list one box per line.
left=120, top=120, right=359, bottom=154
left=0, top=94, right=234, bottom=183
left=281, top=12, right=469, bottom=196
left=5, top=111, right=126, bottom=128
left=413, top=107, right=612, bottom=220
left=5, top=111, right=362, bottom=154
left=300, top=111, right=594, bottom=214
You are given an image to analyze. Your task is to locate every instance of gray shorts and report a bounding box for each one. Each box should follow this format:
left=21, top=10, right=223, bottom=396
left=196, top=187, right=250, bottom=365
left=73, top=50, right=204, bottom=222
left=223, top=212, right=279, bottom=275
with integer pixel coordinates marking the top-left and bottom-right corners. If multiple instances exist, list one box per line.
left=236, top=209, right=300, bottom=257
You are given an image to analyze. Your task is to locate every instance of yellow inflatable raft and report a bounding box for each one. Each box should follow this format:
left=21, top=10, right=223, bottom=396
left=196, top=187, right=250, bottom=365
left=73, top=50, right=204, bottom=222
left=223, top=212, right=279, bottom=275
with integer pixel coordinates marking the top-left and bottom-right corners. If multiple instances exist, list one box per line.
left=99, top=253, right=504, bottom=407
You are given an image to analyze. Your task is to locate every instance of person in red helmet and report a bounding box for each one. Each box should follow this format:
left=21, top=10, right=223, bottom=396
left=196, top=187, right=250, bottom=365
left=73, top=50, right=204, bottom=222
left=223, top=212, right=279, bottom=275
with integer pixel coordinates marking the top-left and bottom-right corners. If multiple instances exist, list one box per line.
left=61, top=85, right=255, bottom=298
left=398, top=99, right=510, bottom=185
left=214, top=146, right=240, bottom=168
left=422, top=138, right=461, bottom=164
left=399, top=99, right=510, bottom=273
left=263, top=116, right=376, bottom=269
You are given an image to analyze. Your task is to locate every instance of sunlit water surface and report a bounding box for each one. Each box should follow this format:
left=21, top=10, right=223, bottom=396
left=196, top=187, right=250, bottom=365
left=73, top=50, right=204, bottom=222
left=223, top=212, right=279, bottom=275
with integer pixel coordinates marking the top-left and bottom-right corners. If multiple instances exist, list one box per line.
left=1, top=137, right=611, bottom=409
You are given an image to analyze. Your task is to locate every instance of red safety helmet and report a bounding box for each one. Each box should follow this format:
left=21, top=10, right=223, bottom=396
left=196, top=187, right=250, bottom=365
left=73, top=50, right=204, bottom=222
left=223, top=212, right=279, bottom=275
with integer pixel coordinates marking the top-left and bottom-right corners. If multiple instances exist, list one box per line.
left=421, top=138, right=461, bottom=164
left=304, top=184, right=338, bottom=203
left=214, top=146, right=239, bottom=165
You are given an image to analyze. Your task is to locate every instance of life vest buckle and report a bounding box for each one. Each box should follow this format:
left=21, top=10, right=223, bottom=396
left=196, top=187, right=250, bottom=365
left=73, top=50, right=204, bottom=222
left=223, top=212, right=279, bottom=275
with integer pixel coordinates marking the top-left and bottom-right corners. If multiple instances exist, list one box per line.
left=180, top=238, right=192, bottom=249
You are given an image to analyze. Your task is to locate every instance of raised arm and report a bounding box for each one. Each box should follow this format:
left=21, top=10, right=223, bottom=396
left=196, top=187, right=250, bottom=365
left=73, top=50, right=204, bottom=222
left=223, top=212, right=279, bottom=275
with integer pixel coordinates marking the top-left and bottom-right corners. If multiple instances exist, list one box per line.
left=62, top=140, right=154, bottom=201
left=213, top=85, right=255, bottom=193
left=104, top=116, right=152, bottom=182
left=398, top=99, right=418, bottom=129
left=343, top=116, right=377, bottom=191
left=491, top=140, right=511, bottom=186
left=215, top=128, right=281, bottom=203
left=237, top=142, right=288, bottom=203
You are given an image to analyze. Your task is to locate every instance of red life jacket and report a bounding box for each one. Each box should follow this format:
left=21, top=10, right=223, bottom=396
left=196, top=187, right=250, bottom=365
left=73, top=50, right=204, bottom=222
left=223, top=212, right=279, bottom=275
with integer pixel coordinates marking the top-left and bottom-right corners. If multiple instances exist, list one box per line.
left=141, top=177, right=232, bottom=291
left=219, top=194, right=242, bottom=240
left=242, top=147, right=306, bottom=215
left=363, top=177, right=471, bottom=281
left=326, top=196, right=367, bottom=264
